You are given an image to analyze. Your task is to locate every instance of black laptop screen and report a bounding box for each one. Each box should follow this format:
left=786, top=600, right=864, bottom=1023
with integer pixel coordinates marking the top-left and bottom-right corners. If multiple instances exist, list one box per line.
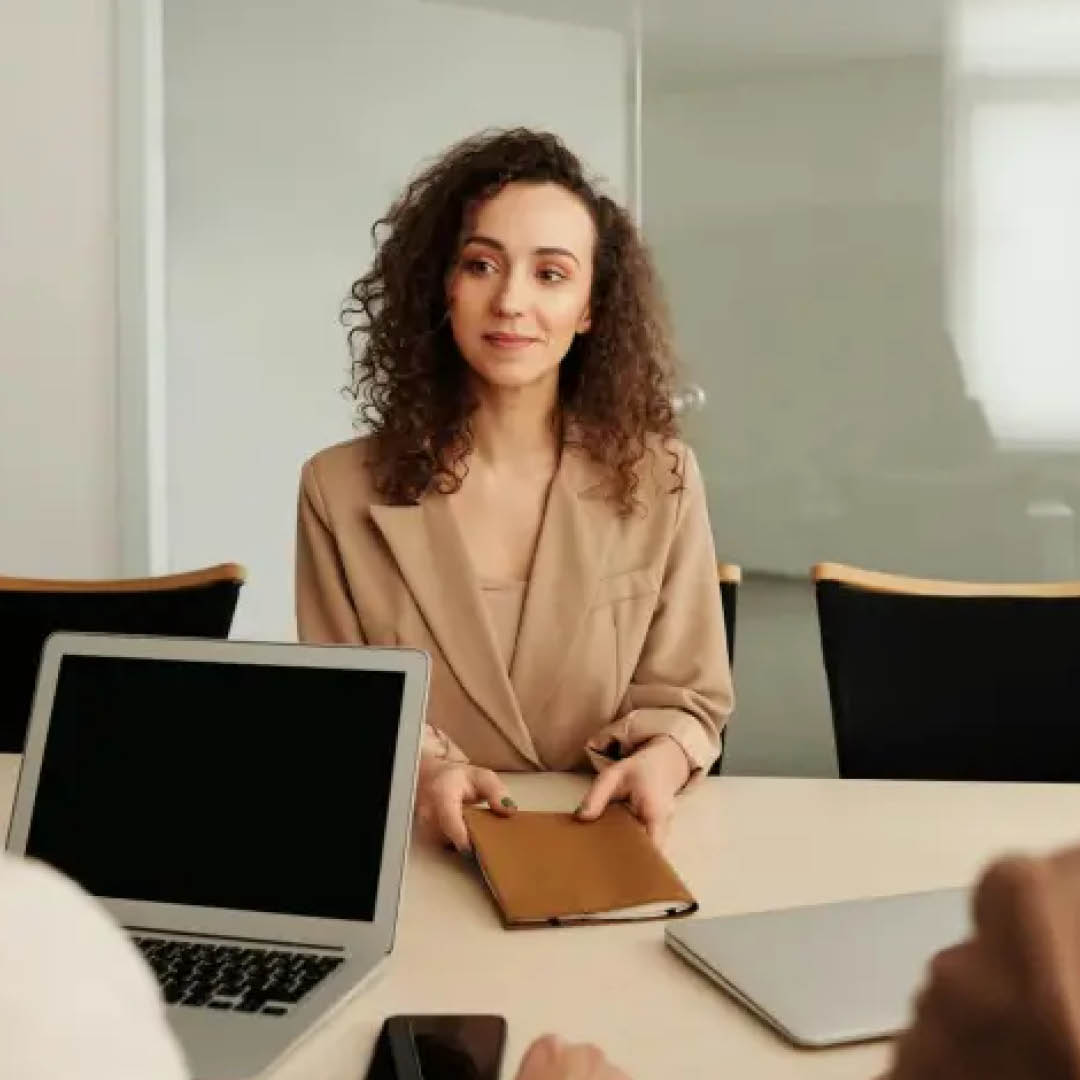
left=24, top=654, right=406, bottom=922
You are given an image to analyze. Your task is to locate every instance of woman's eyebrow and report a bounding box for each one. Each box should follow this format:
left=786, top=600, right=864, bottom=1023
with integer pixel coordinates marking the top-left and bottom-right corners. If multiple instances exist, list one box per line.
left=463, top=234, right=581, bottom=267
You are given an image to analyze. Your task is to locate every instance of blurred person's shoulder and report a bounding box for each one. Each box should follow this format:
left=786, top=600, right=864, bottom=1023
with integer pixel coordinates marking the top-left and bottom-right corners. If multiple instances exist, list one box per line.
left=0, top=853, right=188, bottom=1080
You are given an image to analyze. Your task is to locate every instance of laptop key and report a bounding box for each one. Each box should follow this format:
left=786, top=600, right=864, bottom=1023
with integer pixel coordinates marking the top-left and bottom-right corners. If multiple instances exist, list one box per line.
left=138, top=936, right=340, bottom=1011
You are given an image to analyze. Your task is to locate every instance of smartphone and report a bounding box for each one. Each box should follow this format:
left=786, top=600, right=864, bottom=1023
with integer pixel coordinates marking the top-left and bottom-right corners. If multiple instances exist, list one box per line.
left=365, top=1014, right=507, bottom=1080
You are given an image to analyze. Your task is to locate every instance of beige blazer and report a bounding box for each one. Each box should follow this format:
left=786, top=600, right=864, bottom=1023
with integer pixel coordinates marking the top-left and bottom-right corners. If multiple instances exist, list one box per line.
left=295, top=435, right=732, bottom=773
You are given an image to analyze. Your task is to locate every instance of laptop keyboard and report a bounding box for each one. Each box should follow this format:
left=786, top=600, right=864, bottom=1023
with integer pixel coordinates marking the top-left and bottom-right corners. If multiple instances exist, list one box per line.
left=133, top=936, right=344, bottom=1016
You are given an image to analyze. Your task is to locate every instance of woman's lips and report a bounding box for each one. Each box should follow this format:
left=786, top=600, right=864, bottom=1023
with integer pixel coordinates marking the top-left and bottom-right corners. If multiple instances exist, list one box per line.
left=483, top=332, right=537, bottom=350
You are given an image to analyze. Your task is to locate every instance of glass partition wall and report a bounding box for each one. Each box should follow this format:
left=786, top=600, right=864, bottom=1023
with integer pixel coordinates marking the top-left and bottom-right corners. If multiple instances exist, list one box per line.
left=641, top=0, right=1080, bottom=774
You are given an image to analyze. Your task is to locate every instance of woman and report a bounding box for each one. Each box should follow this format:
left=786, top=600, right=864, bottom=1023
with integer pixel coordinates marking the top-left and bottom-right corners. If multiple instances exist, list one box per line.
left=296, top=129, right=732, bottom=850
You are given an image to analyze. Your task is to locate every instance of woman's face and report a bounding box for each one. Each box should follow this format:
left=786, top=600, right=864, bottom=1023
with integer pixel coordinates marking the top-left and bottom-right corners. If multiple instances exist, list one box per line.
left=446, top=181, right=595, bottom=394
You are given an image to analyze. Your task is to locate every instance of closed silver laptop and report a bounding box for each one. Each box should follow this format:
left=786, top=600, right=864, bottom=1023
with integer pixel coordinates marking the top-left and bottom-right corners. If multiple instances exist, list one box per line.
left=6, top=632, right=429, bottom=1079
left=666, top=887, right=971, bottom=1047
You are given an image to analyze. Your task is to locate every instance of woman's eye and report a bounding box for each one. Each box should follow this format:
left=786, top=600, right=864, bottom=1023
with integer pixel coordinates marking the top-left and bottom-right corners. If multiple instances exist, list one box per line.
left=462, top=257, right=496, bottom=275
left=538, top=267, right=567, bottom=283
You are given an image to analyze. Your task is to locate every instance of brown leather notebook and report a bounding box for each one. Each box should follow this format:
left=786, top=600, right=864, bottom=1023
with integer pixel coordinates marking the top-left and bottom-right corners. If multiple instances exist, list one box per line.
left=463, top=804, right=698, bottom=928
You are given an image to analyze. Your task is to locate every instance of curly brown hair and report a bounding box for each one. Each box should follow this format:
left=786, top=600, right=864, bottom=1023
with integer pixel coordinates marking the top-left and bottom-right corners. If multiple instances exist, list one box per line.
left=343, top=128, right=680, bottom=514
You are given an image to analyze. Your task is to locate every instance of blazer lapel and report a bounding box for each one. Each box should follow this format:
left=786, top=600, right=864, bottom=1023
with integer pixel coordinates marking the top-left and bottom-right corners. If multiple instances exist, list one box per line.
left=510, top=447, right=618, bottom=740
left=369, top=497, right=542, bottom=767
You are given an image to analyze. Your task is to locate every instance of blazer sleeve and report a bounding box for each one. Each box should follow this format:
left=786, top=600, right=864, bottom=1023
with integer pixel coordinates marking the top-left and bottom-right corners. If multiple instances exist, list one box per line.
left=294, top=459, right=469, bottom=765
left=585, top=447, right=732, bottom=775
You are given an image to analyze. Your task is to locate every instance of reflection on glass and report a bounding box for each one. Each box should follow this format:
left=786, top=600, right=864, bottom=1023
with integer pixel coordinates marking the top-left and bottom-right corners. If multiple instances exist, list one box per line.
left=642, top=0, right=1080, bottom=775
left=948, top=0, right=1080, bottom=448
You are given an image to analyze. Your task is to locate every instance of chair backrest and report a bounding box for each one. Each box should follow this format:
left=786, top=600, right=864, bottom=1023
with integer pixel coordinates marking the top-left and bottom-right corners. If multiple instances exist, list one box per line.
left=710, top=563, right=741, bottom=776
left=0, top=563, right=245, bottom=754
left=717, top=563, right=740, bottom=667
left=813, top=561, right=1080, bottom=781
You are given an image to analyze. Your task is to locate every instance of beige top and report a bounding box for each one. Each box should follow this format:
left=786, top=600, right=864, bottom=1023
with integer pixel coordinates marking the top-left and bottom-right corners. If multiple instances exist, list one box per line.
left=478, top=579, right=527, bottom=672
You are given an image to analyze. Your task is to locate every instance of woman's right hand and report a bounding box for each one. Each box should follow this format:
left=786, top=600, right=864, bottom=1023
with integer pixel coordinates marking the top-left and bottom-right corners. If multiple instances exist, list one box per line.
left=415, top=757, right=516, bottom=851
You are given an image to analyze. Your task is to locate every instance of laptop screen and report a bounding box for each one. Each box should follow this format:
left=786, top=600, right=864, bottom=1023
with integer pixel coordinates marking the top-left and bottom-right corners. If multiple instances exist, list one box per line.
left=24, top=654, right=406, bottom=923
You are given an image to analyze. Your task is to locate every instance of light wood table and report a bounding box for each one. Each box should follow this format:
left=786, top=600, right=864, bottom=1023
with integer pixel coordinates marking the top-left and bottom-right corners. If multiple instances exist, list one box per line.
left=3, top=754, right=1080, bottom=1079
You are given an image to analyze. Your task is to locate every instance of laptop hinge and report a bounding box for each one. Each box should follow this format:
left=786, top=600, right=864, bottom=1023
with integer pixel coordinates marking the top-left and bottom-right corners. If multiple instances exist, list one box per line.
left=124, top=925, right=345, bottom=952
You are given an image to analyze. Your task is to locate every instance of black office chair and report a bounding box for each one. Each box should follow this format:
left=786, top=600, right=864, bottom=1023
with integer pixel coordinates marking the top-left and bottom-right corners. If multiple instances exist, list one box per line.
left=709, top=562, right=741, bottom=776
left=813, top=561, right=1080, bottom=781
left=0, top=563, right=245, bottom=754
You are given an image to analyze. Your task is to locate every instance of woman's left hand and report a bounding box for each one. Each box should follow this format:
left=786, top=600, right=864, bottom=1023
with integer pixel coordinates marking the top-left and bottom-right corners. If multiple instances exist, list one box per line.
left=574, top=736, right=692, bottom=846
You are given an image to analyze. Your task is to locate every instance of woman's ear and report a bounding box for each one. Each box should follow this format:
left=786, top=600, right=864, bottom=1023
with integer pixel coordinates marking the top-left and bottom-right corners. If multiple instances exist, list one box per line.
left=577, top=307, right=592, bottom=334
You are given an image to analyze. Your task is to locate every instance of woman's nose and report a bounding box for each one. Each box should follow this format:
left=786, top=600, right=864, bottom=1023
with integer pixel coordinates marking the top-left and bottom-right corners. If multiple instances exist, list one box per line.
left=492, top=271, right=528, bottom=318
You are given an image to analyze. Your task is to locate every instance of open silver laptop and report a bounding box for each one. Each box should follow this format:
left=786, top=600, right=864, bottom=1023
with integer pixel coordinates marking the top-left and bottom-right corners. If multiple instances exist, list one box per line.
left=666, top=887, right=971, bottom=1047
left=5, top=632, right=429, bottom=1079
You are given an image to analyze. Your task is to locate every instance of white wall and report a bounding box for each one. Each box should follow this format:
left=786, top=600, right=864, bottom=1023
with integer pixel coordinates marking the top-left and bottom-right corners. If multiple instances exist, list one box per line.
left=0, top=0, right=117, bottom=577
left=164, top=0, right=629, bottom=640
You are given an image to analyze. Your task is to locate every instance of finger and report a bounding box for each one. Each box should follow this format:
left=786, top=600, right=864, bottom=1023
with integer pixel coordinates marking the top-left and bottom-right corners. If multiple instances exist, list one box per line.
left=638, top=797, right=672, bottom=847
left=972, top=856, right=1054, bottom=973
left=513, top=1035, right=562, bottom=1079
left=889, top=1020, right=956, bottom=1080
left=415, top=801, right=448, bottom=846
left=916, top=941, right=1010, bottom=1038
left=567, top=1042, right=628, bottom=1080
left=469, top=767, right=517, bottom=816
left=432, top=787, right=472, bottom=853
left=1048, top=843, right=1080, bottom=889
left=575, top=766, right=624, bottom=822
left=629, top=783, right=671, bottom=835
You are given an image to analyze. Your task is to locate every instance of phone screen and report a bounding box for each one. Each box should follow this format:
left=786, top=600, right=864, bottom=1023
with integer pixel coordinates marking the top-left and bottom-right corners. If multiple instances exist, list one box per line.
left=366, top=1014, right=507, bottom=1080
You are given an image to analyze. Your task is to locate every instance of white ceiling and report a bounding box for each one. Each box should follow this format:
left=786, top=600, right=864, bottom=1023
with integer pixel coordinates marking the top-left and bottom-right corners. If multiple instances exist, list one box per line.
left=429, top=0, right=947, bottom=85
